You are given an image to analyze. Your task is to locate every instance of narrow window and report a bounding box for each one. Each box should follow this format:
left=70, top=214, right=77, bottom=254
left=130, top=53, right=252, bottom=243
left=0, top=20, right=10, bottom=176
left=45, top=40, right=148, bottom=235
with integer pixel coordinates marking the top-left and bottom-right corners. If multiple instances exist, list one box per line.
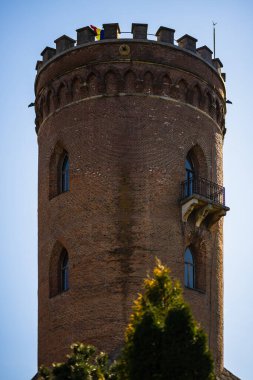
left=49, top=145, right=70, bottom=199
left=61, top=250, right=69, bottom=292
left=61, top=154, right=70, bottom=193
left=184, top=247, right=195, bottom=289
left=185, top=155, right=195, bottom=196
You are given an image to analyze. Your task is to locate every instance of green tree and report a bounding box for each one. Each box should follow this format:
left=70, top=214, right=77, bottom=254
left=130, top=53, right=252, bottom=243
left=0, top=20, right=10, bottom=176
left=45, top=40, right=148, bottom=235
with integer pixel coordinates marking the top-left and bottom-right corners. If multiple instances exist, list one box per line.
left=116, top=260, right=215, bottom=380
left=38, top=343, right=110, bottom=380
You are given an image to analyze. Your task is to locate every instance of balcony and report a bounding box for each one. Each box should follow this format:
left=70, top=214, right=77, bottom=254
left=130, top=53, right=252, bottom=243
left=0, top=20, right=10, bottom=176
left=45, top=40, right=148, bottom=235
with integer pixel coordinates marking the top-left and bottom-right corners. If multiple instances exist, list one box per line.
left=180, top=177, right=229, bottom=228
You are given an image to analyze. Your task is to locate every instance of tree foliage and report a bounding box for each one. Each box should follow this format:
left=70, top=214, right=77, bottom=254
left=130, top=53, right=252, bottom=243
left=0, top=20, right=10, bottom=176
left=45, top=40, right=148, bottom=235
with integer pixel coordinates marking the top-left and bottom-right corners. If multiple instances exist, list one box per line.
left=116, top=259, right=215, bottom=380
left=38, top=343, right=111, bottom=380
left=38, top=260, right=215, bottom=380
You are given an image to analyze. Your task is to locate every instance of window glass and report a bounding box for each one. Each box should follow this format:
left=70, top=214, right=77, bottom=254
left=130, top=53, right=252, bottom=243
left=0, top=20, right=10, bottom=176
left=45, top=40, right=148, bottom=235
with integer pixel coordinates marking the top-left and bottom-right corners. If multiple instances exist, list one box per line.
left=185, top=157, right=193, bottom=173
left=185, top=156, right=195, bottom=196
left=184, top=247, right=194, bottom=289
left=61, top=251, right=69, bottom=291
left=185, top=156, right=194, bottom=180
left=61, top=155, right=70, bottom=192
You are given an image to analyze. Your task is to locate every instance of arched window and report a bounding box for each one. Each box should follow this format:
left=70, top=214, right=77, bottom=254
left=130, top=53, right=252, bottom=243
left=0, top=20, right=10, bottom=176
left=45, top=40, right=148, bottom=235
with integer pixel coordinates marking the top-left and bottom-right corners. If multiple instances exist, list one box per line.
left=49, top=243, right=70, bottom=298
left=184, top=247, right=195, bottom=289
left=185, top=155, right=195, bottom=197
left=49, top=145, right=70, bottom=199
left=61, top=154, right=70, bottom=193
left=60, top=250, right=69, bottom=292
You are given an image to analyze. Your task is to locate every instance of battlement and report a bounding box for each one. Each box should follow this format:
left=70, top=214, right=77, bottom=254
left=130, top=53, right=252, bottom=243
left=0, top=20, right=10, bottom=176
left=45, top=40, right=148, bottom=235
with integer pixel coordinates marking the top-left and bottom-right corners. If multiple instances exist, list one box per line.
left=36, top=22, right=224, bottom=76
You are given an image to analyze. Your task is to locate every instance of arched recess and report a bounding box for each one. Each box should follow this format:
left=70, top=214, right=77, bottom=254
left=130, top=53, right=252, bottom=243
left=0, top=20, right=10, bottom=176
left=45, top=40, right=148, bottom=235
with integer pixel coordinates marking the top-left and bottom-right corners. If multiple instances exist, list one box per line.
left=43, top=91, right=50, bottom=117
left=205, top=91, right=214, bottom=116
left=45, top=89, right=55, bottom=116
left=143, top=71, right=154, bottom=94
left=42, top=94, right=48, bottom=119
left=37, top=97, right=44, bottom=124
left=104, top=70, right=118, bottom=95
left=71, top=76, right=82, bottom=101
left=190, top=84, right=202, bottom=108
left=87, top=72, right=99, bottom=96
left=49, top=143, right=70, bottom=199
left=171, top=78, right=188, bottom=102
left=124, top=70, right=137, bottom=93
left=56, top=82, right=67, bottom=107
left=216, top=99, right=221, bottom=124
left=49, top=241, right=70, bottom=298
left=160, top=73, right=172, bottom=96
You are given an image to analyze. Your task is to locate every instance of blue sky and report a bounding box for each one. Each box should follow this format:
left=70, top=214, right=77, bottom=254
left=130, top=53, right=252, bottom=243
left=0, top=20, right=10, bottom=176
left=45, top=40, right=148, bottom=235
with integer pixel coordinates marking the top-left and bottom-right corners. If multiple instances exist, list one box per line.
left=0, top=0, right=252, bottom=379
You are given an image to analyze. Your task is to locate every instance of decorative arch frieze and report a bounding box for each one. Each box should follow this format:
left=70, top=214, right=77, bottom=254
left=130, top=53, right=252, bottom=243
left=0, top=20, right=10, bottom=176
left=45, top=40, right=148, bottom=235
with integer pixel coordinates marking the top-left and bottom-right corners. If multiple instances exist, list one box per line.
left=36, top=66, right=225, bottom=131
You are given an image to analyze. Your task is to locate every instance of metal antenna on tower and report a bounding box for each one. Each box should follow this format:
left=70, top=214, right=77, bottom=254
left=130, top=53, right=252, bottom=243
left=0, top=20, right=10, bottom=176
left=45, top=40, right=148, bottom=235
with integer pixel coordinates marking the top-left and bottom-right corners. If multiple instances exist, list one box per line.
left=212, top=21, right=217, bottom=58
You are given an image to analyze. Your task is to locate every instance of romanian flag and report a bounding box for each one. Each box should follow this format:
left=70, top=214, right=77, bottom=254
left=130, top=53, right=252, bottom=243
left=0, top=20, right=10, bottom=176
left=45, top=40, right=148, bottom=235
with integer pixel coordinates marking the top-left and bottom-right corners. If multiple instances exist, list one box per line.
left=90, top=25, right=104, bottom=40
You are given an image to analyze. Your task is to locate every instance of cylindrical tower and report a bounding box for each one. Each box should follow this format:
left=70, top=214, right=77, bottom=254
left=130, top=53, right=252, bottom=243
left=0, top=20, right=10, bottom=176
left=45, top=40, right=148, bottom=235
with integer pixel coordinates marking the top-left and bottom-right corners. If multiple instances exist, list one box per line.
left=35, top=23, right=229, bottom=374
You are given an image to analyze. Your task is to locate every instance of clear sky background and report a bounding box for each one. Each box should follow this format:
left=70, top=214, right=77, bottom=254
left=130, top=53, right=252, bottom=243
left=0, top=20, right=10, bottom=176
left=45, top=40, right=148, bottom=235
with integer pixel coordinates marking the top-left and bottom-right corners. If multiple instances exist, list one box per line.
left=0, top=0, right=252, bottom=379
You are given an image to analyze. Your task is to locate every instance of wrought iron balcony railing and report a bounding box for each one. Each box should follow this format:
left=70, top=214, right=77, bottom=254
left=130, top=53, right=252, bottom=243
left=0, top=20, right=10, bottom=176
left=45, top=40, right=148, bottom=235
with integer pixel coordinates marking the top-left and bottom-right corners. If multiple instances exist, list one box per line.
left=181, top=176, right=226, bottom=207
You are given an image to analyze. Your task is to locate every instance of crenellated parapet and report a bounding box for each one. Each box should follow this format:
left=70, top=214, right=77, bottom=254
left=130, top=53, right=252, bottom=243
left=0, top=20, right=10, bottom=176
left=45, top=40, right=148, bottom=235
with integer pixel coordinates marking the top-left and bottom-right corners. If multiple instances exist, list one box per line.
left=34, top=23, right=226, bottom=134
left=36, top=23, right=225, bottom=72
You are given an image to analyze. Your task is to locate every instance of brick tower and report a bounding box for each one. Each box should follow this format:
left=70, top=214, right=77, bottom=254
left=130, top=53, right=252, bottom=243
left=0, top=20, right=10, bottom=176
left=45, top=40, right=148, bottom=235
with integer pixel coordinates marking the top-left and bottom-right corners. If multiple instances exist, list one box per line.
left=34, top=23, right=230, bottom=375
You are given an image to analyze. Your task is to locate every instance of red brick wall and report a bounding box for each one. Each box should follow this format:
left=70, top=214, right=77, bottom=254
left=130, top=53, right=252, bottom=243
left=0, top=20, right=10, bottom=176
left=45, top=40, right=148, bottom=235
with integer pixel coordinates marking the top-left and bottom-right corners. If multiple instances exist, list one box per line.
left=36, top=39, right=226, bottom=372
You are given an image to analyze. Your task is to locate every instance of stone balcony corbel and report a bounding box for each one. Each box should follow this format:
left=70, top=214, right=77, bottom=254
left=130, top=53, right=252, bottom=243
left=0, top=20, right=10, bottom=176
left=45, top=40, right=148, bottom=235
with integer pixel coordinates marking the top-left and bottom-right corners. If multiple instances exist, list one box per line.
left=207, top=208, right=227, bottom=229
left=181, top=177, right=229, bottom=229
left=182, top=198, right=199, bottom=222
left=195, top=204, right=213, bottom=227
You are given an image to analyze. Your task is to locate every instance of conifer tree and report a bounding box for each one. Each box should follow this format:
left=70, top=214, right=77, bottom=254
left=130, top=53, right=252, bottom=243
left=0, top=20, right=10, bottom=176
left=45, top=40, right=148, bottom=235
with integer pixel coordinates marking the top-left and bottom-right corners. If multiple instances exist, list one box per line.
left=116, top=260, right=215, bottom=380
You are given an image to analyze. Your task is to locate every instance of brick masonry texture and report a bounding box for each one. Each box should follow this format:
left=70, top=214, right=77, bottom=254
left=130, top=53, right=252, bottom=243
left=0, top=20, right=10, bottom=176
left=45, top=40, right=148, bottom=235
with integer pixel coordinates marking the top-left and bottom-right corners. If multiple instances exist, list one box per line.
left=35, top=35, right=227, bottom=375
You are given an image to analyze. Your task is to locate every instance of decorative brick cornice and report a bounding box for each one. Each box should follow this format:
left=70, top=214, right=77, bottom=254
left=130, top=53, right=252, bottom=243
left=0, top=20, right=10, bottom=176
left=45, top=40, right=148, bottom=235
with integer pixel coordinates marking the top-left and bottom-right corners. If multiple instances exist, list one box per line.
left=35, top=64, right=225, bottom=134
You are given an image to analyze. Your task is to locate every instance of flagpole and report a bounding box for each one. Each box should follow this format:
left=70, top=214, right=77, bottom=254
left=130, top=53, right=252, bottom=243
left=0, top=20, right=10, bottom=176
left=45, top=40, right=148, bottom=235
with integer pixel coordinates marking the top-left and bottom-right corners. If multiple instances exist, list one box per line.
left=213, top=22, right=217, bottom=59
